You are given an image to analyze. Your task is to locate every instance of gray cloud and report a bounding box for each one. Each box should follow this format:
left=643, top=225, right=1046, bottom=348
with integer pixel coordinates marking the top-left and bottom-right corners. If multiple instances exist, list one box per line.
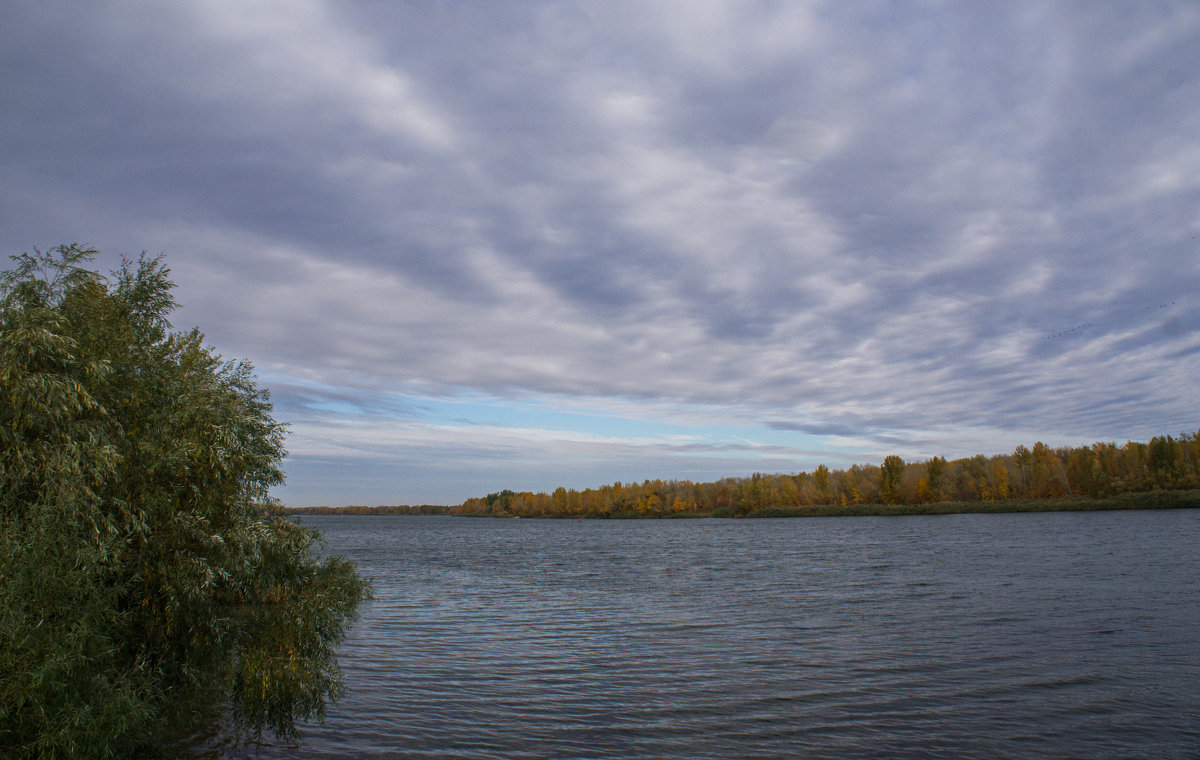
left=3, top=1, right=1199, bottom=503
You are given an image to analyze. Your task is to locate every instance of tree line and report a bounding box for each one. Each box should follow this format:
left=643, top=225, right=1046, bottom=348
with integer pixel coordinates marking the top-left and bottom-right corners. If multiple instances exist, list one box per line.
left=289, top=504, right=452, bottom=515
left=453, top=433, right=1200, bottom=518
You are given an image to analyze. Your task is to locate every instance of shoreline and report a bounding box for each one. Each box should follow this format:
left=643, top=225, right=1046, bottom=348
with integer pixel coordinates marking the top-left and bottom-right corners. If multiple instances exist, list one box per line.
left=289, top=489, right=1200, bottom=519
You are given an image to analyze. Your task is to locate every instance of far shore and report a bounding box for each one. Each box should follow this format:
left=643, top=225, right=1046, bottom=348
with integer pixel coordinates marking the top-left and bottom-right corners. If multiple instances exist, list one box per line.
left=289, top=489, right=1199, bottom=519
left=287, top=504, right=453, bottom=515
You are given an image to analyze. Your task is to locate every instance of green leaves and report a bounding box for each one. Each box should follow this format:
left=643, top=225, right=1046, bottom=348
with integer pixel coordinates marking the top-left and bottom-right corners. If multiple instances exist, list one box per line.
left=0, top=245, right=367, bottom=758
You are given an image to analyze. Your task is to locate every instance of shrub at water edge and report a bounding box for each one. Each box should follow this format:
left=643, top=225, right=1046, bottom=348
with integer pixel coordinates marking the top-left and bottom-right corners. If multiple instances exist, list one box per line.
left=0, top=245, right=368, bottom=758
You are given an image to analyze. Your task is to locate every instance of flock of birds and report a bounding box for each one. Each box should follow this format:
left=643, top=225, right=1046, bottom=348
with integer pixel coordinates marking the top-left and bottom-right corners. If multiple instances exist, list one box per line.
left=1041, top=301, right=1176, bottom=340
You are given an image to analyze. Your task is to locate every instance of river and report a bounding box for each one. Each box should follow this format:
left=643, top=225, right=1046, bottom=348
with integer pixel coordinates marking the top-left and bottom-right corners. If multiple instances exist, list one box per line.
left=200, top=509, right=1199, bottom=758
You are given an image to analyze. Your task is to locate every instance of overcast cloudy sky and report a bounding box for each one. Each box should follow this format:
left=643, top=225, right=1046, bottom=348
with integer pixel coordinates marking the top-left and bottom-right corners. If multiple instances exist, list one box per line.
left=3, top=1, right=1198, bottom=505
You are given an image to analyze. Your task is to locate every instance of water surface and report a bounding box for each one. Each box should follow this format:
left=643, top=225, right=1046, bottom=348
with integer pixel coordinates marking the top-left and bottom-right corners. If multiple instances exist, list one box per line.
left=209, top=510, right=1199, bottom=758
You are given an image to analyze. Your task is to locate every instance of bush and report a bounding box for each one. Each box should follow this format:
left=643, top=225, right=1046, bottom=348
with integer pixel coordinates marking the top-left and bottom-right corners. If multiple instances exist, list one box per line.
left=0, top=245, right=368, bottom=758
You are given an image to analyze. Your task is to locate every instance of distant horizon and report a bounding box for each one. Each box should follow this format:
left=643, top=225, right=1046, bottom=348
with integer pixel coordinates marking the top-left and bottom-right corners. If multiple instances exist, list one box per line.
left=283, top=430, right=1199, bottom=509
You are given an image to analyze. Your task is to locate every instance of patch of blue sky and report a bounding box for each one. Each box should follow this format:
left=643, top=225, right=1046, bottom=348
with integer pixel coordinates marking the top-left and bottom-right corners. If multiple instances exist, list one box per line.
left=261, top=369, right=868, bottom=472
left=414, top=394, right=676, bottom=435
left=417, top=392, right=867, bottom=464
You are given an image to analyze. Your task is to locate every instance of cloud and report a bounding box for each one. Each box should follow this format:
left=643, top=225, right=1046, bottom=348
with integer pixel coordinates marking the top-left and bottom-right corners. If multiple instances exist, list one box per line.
left=3, top=1, right=1199, bottom=503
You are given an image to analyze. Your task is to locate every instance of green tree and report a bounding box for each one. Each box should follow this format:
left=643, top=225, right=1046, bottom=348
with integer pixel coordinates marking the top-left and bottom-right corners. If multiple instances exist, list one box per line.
left=879, top=455, right=905, bottom=504
left=1148, top=435, right=1179, bottom=487
left=1013, top=445, right=1032, bottom=495
left=925, top=456, right=947, bottom=501
left=0, top=246, right=368, bottom=758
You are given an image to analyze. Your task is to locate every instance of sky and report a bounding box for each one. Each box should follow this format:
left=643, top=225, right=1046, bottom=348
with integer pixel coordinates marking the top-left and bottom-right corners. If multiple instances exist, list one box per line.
left=3, top=1, right=1199, bottom=506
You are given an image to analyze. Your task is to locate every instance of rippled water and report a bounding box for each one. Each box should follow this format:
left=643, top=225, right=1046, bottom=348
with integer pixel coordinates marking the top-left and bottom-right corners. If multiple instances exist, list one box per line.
left=207, top=510, right=1199, bottom=759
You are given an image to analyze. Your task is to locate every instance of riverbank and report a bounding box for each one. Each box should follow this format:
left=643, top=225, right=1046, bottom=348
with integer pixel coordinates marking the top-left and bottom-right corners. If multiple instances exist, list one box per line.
left=453, top=489, right=1200, bottom=519
left=727, top=488, right=1200, bottom=519
left=287, top=504, right=453, bottom=515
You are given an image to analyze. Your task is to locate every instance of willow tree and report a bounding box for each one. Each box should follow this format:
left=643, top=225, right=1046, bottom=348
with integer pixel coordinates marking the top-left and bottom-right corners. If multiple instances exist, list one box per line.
left=0, top=245, right=368, bottom=759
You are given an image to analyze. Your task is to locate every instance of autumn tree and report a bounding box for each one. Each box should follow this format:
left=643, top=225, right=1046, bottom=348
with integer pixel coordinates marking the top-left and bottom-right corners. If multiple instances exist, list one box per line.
left=452, top=433, right=1200, bottom=518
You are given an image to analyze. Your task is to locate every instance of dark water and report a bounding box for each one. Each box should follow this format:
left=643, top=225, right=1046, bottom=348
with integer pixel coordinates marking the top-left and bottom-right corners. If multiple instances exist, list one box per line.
left=211, top=510, right=1199, bottom=759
